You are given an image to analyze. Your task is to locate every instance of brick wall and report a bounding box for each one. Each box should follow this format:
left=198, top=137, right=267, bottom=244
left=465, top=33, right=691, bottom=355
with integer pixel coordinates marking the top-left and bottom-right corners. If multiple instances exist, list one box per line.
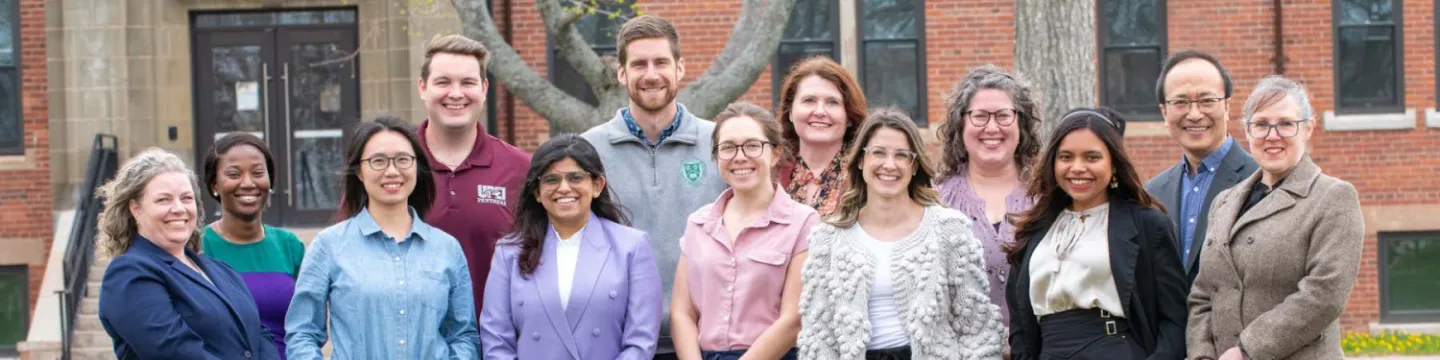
left=490, top=0, right=1440, bottom=331
left=6, top=0, right=52, bottom=317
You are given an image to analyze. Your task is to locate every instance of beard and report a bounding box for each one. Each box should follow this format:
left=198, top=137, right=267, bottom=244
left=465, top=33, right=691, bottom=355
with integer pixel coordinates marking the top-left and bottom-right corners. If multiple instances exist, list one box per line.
left=628, top=82, right=678, bottom=113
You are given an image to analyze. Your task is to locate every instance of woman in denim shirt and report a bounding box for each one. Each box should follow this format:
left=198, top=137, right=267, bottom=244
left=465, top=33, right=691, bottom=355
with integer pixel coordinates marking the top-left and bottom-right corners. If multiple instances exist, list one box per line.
left=285, top=116, right=479, bottom=359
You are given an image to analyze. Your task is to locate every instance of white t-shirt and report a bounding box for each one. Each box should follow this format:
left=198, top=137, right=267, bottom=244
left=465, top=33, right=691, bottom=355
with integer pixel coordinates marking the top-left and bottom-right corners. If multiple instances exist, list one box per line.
left=857, top=225, right=911, bottom=349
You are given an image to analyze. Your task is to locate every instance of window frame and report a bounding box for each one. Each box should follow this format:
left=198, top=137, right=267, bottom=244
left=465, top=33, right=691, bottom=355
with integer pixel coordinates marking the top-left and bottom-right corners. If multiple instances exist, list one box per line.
left=855, top=0, right=928, bottom=126
left=0, top=0, right=23, bottom=155
left=0, top=265, right=26, bottom=355
left=1330, top=0, right=1405, bottom=115
left=545, top=7, right=627, bottom=108
left=772, top=0, right=842, bottom=109
left=1378, top=231, right=1440, bottom=324
left=1096, top=0, right=1168, bottom=120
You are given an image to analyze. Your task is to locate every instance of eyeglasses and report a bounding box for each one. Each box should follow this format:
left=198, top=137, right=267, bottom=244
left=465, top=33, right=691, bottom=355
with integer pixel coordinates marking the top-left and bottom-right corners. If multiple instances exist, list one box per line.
left=965, top=109, right=1018, bottom=127
left=539, top=171, right=593, bottom=188
left=361, top=155, right=416, bottom=171
left=1245, top=119, right=1310, bottom=138
left=1163, top=97, right=1227, bottom=113
left=862, top=147, right=917, bottom=167
left=715, top=140, right=773, bottom=160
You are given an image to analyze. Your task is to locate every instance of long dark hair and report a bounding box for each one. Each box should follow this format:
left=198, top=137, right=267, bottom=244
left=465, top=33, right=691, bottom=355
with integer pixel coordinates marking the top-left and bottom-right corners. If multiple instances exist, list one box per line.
left=336, top=116, right=437, bottom=220
left=1003, top=107, right=1162, bottom=266
left=511, top=135, right=630, bottom=277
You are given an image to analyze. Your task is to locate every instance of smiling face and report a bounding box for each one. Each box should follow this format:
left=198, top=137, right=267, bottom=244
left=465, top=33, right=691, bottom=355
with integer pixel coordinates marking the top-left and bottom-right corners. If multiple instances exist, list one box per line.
left=860, top=127, right=917, bottom=200
left=789, top=75, right=849, bottom=149
left=618, top=38, right=684, bottom=113
left=962, top=89, right=1022, bottom=168
left=359, top=130, right=419, bottom=208
left=130, top=172, right=199, bottom=251
left=536, top=157, right=604, bottom=227
left=212, top=144, right=270, bottom=221
left=715, top=116, right=779, bottom=192
left=1161, top=59, right=1231, bottom=160
left=1246, top=96, right=1313, bottom=180
left=1053, top=129, right=1114, bottom=211
left=418, top=52, right=488, bottom=130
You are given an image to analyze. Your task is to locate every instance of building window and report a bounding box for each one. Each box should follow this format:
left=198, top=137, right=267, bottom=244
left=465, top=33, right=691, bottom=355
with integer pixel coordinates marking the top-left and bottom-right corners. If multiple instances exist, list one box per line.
left=549, top=5, right=632, bottom=107
left=857, top=0, right=925, bottom=126
left=0, top=266, right=26, bottom=355
left=1333, top=0, right=1403, bottom=113
left=774, top=0, right=840, bottom=107
left=0, top=0, right=22, bottom=154
left=1380, top=232, right=1440, bottom=323
left=1098, top=0, right=1166, bottom=118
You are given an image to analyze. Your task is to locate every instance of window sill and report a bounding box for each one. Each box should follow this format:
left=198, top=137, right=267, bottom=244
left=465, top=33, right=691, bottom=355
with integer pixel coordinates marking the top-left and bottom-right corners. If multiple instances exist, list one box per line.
left=1426, top=108, right=1440, bottom=128
left=1322, top=109, right=1416, bottom=131
left=1370, top=321, right=1440, bottom=335
left=0, top=153, right=36, bottom=171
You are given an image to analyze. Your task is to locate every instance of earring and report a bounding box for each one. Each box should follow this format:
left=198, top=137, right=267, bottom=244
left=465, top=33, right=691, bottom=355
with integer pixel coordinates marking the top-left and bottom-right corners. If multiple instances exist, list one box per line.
left=212, top=192, right=218, bottom=197
left=593, top=193, right=600, bottom=199
left=1110, top=177, right=1119, bottom=189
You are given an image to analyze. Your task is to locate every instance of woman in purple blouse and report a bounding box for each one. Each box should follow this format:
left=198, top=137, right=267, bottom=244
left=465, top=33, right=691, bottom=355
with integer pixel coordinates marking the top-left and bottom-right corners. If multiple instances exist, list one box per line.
left=934, top=65, right=1044, bottom=328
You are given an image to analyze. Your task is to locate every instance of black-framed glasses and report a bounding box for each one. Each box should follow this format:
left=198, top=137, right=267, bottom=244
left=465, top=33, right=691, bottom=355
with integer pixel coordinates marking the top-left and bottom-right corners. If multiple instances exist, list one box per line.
left=538, top=171, right=594, bottom=188
left=1163, top=97, right=1227, bottom=113
left=965, top=109, right=1018, bottom=127
left=862, top=147, right=917, bottom=166
left=1245, top=119, right=1310, bottom=138
left=715, top=140, right=773, bottom=160
left=361, top=155, right=416, bottom=171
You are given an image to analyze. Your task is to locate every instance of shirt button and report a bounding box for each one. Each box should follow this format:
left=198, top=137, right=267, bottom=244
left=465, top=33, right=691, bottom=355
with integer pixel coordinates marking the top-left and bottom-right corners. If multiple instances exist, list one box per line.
left=727, top=286, right=734, bottom=293
left=244, top=351, right=252, bottom=359
left=399, top=339, right=406, bottom=345
left=399, top=309, right=406, bottom=315
left=1193, top=187, right=1200, bottom=192
left=532, top=332, right=541, bottom=340
left=1189, top=218, right=1196, bottom=224
left=450, top=190, right=456, bottom=196
left=609, top=291, right=618, bottom=299
left=592, top=328, right=601, bottom=336
left=399, top=281, right=406, bottom=286
left=393, top=256, right=401, bottom=262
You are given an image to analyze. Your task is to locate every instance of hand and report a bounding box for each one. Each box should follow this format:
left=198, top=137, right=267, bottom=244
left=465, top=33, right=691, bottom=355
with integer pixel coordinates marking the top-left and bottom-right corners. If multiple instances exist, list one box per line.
left=1218, top=346, right=1244, bottom=360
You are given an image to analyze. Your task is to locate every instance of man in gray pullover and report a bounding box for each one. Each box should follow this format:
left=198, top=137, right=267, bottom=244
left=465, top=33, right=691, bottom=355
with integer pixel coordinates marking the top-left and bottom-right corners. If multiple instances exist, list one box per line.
left=580, top=15, right=726, bottom=359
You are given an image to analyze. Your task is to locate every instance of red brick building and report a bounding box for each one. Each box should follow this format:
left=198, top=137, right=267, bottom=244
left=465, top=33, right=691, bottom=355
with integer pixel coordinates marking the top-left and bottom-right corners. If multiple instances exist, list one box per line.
left=488, top=0, right=1440, bottom=332
left=0, top=0, right=51, bottom=355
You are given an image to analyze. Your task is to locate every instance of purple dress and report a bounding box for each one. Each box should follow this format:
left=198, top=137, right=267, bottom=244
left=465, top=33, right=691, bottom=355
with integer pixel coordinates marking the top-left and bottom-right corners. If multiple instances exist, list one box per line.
left=936, top=167, right=1033, bottom=326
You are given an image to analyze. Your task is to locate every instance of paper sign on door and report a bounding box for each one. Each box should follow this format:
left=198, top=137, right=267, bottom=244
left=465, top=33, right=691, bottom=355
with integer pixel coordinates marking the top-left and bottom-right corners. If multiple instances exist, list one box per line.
left=236, top=81, right=260, bottom=111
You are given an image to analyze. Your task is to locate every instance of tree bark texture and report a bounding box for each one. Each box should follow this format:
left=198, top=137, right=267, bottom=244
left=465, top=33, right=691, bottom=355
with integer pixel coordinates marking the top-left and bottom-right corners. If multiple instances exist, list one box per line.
left=1014, top=0, right=1098, bottom=138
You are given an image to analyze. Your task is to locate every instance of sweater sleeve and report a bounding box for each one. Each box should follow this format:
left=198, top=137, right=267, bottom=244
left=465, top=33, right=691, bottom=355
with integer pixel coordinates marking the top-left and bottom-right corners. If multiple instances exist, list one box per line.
left=940, top=212, right=1006, bottom=360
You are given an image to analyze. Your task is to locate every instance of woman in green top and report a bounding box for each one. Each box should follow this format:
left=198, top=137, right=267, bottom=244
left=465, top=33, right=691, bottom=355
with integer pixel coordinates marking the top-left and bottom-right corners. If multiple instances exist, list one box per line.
left=200, top=133, right=305, bottom=359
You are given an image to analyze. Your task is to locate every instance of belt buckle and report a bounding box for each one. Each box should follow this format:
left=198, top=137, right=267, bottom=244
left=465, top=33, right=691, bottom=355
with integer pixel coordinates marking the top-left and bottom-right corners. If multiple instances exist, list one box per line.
left=1106, top=320, right=1117, bottom=335
left=1100, top=309, right=1112, bottom=318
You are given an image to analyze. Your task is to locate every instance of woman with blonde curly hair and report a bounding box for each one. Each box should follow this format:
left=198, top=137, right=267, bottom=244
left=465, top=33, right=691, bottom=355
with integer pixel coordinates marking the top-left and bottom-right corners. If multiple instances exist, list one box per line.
left=96, top=148, right=279, bottom=359
left=798, top=108, right=1003, bottom=359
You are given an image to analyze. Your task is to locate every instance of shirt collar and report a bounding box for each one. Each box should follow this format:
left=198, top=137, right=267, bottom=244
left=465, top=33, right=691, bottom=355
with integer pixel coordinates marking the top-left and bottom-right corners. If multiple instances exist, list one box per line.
left=1183, top=136, right=1234, bottom=174
left=622, top=104, right=687, bottom=147
left=418, top=119, right=494, bottom=170
left=692, top=182, right=800, bottom=225
left=354, top=207, right=433, bottom=242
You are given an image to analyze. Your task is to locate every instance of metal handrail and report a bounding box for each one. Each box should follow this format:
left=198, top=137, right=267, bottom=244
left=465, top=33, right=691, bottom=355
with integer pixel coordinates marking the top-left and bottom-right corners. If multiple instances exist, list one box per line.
left=57, top=134, right=118, bottom=359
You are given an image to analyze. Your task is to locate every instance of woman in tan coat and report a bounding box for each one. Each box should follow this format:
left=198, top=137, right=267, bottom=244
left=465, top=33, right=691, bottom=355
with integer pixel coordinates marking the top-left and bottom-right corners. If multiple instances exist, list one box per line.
left=1186, top=75, right=1364, bottom=360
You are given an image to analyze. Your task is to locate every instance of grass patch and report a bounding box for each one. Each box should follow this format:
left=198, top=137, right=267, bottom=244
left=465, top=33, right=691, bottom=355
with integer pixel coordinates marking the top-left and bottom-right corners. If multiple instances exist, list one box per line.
left=1344, top=331, right=1440, bottom=356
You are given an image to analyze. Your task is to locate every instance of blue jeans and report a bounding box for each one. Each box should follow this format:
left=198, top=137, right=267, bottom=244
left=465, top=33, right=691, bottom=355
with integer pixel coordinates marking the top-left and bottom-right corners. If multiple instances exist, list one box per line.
left=700, top=348, right=798, bottom=360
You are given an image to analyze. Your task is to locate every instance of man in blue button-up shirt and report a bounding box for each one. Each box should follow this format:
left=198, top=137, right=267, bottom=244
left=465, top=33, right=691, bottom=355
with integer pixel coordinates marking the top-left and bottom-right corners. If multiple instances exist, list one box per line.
left=1145, top=50, right=1257, bottom=281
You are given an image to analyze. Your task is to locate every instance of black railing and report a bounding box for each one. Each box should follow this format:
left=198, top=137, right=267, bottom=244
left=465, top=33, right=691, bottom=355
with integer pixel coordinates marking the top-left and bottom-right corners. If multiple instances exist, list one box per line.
left=57, top=134, right=119, bottom=359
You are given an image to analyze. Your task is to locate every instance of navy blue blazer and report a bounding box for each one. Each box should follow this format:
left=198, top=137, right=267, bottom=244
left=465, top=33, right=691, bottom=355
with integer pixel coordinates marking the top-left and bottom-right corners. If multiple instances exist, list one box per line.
left=98, top=235, right=280, bottom=360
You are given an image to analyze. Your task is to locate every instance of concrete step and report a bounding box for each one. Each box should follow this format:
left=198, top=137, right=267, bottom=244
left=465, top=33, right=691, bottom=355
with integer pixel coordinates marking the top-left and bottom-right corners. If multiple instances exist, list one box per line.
left=80, top=298, right=99, bottom=316
left=76, top=313, right=103, bottom=332
left=71, top=347, right=119, bottom=360
left=71, top=330, right=114, bottom=351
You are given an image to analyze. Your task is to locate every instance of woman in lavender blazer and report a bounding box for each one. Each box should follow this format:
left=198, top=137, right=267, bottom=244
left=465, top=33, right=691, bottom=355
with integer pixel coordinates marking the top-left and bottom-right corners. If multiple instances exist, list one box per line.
left=480, top=135, right=663, bottom=360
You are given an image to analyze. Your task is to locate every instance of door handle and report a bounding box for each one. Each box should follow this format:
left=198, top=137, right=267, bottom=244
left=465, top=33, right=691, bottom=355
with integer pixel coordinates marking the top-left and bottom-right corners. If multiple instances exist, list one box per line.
left=261, top=63, right=271, bottom=143
left=282, top=62, right=294, bottom=207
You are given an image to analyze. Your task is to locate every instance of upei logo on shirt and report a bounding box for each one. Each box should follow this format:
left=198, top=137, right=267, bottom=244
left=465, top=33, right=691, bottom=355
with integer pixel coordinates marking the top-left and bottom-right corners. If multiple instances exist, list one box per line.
left=682, top=159, right=704, bottom=186
left=477, top=184, right=507, bottom=205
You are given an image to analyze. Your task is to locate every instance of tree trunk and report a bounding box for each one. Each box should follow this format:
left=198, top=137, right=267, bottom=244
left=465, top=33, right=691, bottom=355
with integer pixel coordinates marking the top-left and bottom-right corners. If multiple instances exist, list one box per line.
left=451, top=0, right=795, bottom=134
left=1014, top=0, right=1097, bottom=138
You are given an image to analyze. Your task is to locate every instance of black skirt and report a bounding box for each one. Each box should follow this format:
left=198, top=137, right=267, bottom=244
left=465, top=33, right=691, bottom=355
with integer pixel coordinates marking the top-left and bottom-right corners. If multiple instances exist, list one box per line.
left=866, top=346, right=911, bottom=360
left=1037, top=308, right=1146, bottom=360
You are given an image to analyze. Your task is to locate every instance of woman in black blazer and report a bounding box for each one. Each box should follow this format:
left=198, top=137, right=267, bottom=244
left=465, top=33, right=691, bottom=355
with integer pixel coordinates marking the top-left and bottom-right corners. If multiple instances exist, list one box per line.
left=1004, top=108, right=1187, bottom=360
left=96, top=148, right=280, bottom=360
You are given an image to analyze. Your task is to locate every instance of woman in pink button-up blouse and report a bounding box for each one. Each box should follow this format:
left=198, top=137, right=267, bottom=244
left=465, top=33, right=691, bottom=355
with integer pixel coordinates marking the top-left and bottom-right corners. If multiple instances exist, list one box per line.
left=671, top=103, right=820, bottom=360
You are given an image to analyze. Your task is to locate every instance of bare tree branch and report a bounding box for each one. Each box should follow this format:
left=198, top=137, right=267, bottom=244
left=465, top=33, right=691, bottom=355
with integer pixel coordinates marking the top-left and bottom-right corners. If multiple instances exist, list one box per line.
left=536, top=0, right=617, bottom=106
left=452, top=0, right=604, bottom=133
left=677, top=0, right=797, bottom=119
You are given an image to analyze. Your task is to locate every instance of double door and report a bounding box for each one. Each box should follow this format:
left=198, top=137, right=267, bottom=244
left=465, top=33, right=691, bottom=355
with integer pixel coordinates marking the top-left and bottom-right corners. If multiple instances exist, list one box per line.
left=192, top=10, right=359, bottom=226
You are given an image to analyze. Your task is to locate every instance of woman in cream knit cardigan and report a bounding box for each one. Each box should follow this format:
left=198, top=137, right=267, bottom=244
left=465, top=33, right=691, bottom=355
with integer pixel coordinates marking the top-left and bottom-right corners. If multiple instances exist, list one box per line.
left=798, top=109, right=1005, bottom=360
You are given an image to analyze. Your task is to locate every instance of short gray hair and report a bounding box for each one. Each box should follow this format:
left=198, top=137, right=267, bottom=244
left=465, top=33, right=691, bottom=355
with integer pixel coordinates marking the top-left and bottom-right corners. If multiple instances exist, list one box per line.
left=1242, top=75, right=1313, bottom=124
left=98, top=148, right=204, bottom=256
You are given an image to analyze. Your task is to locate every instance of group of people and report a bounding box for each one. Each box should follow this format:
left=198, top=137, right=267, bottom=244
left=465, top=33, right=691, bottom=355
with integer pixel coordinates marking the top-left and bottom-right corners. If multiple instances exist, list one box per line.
left=92, top=13, right=1364, bottom=360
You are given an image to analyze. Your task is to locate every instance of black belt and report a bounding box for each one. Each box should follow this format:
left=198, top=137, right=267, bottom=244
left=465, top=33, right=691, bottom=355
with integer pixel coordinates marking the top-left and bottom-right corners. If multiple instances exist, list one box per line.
left=1040, top=308, right=1132, bottom=336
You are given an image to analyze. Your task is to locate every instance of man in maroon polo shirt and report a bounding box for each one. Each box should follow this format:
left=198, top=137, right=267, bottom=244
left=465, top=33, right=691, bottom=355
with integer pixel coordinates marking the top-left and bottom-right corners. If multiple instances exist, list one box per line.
left=414, top=34, right=530, bottom=315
